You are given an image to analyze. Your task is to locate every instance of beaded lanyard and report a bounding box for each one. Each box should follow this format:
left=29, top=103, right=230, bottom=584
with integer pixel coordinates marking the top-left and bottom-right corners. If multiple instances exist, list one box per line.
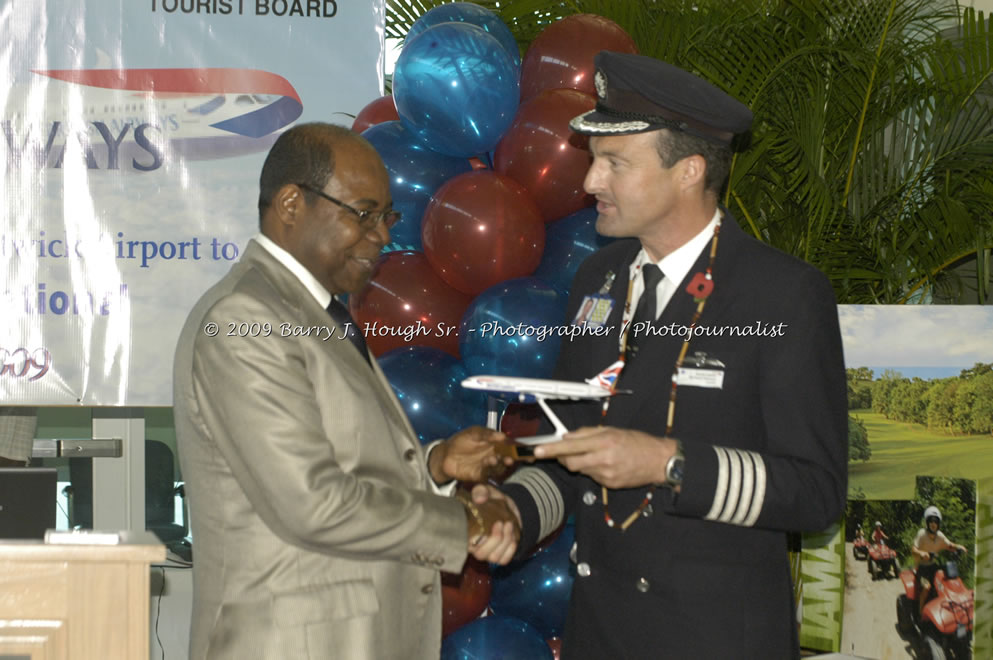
left=600, top=216, right=722, bottom=531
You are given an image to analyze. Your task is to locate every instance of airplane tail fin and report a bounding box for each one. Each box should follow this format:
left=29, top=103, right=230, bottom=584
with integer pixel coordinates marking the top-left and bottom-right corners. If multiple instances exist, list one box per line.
left=586, top=360, right=625, bottom=391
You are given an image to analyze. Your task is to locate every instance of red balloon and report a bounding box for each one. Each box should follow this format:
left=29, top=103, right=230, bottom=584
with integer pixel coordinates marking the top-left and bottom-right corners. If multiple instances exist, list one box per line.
left=495, top=89, right=597, bottom=222
left=520, top=14, right=638, bottom=101
left=500, top=402, right=542, bottom=439
left=349, top=251, right=471, bottom=357
left=422, top=171, right=545, bottom=295
left=546, top=637, right=563, bottom=660
left=441, top=557, right=492, bottom=638
left=351, top=95, right=399, bottom=133
left=468, top=156, right=489, bottom=170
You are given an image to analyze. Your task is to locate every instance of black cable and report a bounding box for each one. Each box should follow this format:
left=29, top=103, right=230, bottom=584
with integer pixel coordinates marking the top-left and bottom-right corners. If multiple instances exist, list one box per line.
left=155, top=566, right=166, bottom=660
left=151, top=559, right=192, bottom=659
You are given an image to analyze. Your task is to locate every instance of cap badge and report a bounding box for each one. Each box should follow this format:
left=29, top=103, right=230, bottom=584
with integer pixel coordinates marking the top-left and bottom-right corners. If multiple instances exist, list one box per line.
left=594, top=70, right=607, bottom=100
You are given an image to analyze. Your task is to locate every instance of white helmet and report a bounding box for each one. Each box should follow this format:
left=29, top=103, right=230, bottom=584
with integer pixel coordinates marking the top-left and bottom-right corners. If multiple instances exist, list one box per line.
left=923, top=506, right=942, bottom=529
left=874, top=521, right=882, bottom=528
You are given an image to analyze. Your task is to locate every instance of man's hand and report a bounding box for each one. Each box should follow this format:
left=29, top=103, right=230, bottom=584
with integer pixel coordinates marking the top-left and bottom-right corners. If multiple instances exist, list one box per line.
left=430, top=426, right=514, bottom=484
left=532, top=426, right=678, bottom=490
left=459, top=485, right=520, bottom=565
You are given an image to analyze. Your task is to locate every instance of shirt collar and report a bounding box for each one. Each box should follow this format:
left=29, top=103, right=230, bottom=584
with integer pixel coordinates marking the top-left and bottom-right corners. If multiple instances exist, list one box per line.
left=630, top=208, right=721, bottom=282
left=254, top=233, right=333, bottom=309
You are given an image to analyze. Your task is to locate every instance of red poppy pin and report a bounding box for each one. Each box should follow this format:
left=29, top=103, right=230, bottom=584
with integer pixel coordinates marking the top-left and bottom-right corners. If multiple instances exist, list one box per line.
left=686, top=272, right=714, bottom=302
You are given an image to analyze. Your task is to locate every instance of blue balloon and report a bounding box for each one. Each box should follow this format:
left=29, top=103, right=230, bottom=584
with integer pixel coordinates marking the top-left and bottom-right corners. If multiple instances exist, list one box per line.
left=394, top=22, right=520, bottom=158
left=490, top=524, right=575, bottom=638
left=459, top=278, right=566, bottom=379
left=533, top=206, right=615, bottom=295
left=407, top=2, right=521, bottom=72
left=362, top=121, right=472, bottom=251
left=441, top=614, right=554, bottom=660
left=378, top=346, right=487, bottom=444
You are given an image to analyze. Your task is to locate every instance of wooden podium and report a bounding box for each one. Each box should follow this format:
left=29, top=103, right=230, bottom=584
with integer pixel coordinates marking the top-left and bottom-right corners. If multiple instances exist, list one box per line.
left=0, top=532, right=165, bottom=660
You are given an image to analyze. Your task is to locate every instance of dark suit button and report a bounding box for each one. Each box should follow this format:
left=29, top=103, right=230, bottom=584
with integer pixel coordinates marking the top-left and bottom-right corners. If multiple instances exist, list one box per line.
left=421, top=584, right=434, bottom=594
left=403, top=448, right=417, bottom=461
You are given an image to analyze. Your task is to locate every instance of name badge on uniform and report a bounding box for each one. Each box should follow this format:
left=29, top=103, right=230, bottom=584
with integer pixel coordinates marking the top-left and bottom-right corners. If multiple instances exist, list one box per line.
left=676, top=367, right=724, bottom=389
left=573, top=294, right=614, bottom=328
left=676, top=352, right=725, bottom=389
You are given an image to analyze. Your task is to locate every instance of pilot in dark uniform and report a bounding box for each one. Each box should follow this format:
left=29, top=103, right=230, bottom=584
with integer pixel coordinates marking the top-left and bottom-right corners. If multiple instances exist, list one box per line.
left=491, top=51, right=848, bottom=659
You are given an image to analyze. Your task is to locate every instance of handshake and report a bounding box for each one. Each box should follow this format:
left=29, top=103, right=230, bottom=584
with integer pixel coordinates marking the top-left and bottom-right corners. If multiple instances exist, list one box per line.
left=431, top=426, right=525, bottom=565
left=456, top=485, right=521, bottom=566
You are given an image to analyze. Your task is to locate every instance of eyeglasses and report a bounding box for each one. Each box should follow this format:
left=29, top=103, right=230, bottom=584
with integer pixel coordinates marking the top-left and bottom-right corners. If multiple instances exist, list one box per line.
left=297, top=183, right=401, bottom=232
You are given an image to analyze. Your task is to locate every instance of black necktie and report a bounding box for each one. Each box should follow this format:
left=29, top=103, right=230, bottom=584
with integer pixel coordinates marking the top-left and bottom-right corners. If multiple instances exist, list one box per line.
left=626, top=264, right=664, bottom=359
left=326, top=299, right=370, bottom=365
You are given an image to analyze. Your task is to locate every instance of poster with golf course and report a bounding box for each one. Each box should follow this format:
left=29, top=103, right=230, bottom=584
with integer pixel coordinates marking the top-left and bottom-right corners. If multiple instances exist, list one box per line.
left=828, top=304, right=991, bottom=659
left=799, top=305, right=991, bottom=657
left=840, top=305, right=992, bottom=500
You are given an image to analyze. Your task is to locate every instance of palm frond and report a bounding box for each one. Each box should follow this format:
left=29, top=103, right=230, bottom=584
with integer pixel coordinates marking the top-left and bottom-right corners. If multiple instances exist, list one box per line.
left=386, top=0, right=993, bottom=303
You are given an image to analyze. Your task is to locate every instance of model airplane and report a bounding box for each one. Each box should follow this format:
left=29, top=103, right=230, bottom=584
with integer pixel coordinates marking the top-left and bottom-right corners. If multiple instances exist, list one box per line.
left=462, top=360, right=626, bottom=445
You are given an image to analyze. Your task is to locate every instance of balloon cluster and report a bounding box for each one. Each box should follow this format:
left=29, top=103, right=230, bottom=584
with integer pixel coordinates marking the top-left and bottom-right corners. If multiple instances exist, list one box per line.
left=348, top=3, right=635, bottom=443
left=351, top=10, right=635, bottom=653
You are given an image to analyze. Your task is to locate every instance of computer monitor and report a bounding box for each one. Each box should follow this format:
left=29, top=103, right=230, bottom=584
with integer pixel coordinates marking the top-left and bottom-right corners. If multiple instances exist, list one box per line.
left=0, top=467, right=58, bottom=540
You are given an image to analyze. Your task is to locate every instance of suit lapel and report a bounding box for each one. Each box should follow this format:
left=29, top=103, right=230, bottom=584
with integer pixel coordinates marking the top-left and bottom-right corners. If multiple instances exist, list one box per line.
left=609, top=213, right=744, bottom=421
left=369, top=357, right=421, bottom=442
left=690, top=213, right=745, bottom=321
left=590, top=242, right=640, bottom=373
left=244, top=242, right=417, bottom=441
left=306, top=300, right=415, bottom=440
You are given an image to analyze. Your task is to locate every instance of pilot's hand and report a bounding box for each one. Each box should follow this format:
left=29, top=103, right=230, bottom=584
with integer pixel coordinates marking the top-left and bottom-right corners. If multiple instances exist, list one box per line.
left=431, top=426, right=514, bottom=484
left=533, top=426, right=679, bottom=490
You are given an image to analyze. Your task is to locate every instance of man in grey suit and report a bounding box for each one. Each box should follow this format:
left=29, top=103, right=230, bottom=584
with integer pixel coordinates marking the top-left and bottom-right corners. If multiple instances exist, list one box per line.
left=173, top=122, right=519, bottom=660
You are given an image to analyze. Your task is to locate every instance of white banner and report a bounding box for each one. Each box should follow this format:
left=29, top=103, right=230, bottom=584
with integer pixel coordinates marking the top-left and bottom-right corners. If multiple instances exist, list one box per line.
left=1, top=0, right=385, bottom=405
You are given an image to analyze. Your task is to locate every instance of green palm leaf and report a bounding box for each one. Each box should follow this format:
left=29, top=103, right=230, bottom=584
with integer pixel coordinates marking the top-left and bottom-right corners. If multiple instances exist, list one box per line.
left=386, top=0, right=993, bottom=303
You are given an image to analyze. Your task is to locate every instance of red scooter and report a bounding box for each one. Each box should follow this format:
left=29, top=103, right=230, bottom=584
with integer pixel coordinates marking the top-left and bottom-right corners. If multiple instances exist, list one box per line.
left=896, top=549, right=974, bottom=659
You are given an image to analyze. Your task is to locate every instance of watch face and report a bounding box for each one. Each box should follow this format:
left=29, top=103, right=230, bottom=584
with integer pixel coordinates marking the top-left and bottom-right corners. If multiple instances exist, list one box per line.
left=667, top=456, right=684, bottom=485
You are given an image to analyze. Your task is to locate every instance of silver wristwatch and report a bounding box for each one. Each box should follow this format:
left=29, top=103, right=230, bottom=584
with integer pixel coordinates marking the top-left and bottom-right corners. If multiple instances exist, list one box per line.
left=664, top=440, right=685, bottom=487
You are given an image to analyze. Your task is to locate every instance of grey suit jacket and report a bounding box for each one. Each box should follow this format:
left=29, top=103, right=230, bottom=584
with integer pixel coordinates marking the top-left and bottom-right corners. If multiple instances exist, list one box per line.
left=173, top=240, right=468, bottom=660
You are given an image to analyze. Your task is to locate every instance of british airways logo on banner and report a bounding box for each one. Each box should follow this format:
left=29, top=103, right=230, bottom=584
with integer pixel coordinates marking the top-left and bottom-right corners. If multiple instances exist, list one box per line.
left=2, top=68, right=303, bottom=172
